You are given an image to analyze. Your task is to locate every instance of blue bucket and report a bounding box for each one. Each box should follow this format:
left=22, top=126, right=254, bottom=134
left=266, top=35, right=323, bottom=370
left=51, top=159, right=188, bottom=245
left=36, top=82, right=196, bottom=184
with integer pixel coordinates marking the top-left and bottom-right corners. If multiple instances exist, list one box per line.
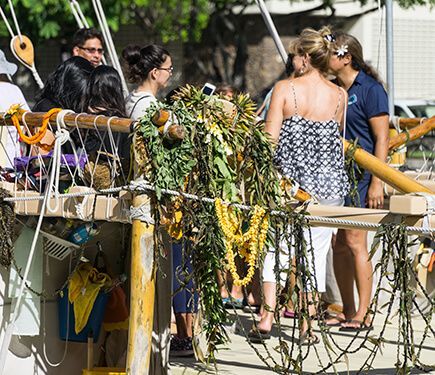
left=58, top=288, right=108, bottom=343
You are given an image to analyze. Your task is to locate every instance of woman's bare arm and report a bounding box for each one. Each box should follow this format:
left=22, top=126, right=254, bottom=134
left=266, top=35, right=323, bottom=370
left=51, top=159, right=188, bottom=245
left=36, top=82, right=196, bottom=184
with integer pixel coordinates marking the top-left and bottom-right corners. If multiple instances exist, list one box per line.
left=264, top=81, right=288, bottom=143
left=366, top=114, right=389, bottom=208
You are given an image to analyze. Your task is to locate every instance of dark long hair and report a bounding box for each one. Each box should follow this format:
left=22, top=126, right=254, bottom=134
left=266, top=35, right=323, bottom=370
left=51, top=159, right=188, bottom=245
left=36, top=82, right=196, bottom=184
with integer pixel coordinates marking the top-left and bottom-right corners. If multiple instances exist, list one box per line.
left=36, top=56, right=93, bottom=112
left=121, top=44, right=170, bottom=84
left=84, top=65, right=126, bottom=117
left=334, top=31, right=383, bottom=84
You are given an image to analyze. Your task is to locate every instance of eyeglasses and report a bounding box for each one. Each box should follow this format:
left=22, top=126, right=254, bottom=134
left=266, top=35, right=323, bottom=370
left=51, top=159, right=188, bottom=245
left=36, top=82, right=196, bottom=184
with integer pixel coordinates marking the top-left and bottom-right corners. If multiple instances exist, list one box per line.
left=78, top=46, right=104, bottom=55
left=157, top=66, right=174, bottom=74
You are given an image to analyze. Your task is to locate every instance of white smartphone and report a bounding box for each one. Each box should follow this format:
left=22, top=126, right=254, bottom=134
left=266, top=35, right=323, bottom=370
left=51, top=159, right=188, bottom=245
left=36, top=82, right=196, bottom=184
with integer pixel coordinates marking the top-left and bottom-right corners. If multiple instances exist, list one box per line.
left=201, top=82, right=216, bottom=96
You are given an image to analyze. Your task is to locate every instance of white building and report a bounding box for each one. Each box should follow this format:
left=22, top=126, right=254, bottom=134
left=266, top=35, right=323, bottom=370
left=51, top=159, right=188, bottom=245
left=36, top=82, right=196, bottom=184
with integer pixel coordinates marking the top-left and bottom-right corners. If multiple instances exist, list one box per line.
left=243, top=0, right=435, bottom=100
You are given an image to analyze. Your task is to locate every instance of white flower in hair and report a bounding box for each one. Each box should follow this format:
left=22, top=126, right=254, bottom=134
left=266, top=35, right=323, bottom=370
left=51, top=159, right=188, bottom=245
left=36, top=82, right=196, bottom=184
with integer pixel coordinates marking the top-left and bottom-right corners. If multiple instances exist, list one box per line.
left=336, top=44, right=349, bottom=57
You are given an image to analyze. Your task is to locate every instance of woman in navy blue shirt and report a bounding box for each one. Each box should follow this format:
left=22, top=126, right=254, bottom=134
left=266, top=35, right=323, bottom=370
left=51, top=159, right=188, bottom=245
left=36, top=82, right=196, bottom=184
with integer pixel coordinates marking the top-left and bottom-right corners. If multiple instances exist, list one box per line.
left=327, top=31, right=389, bottom=331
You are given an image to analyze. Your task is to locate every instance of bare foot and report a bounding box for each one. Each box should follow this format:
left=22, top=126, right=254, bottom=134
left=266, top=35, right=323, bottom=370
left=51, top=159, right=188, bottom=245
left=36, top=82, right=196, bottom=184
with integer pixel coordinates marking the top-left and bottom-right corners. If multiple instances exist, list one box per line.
left=340, top=314, right=371, bottom=329
left=256, top=311, right=273, bottom=333
left=324, top=313, right=347, bottom=327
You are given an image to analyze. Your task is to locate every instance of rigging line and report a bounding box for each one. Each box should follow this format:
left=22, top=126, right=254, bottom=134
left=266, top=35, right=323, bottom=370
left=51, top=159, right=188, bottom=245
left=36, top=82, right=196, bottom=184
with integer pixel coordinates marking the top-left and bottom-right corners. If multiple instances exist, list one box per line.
left=68, top=0, right=86, bottom=29
left=106, top=116, right=127, bottom=185
left=92, top=0, right=128, bottom=94
left=0, top=133, right=69, bottom=374
left=69, top=0, right=89, bottom=29
left=72, top=0, right=90, bottom=28
left=89, top=114, right=108, bottom=188
left=127, top=181, right=435, bottom=234
left=6, top=0, right=22, bottom=44
left=0, top=6, right=14, bottom=38
left=71, top=114, right=89, bottom=183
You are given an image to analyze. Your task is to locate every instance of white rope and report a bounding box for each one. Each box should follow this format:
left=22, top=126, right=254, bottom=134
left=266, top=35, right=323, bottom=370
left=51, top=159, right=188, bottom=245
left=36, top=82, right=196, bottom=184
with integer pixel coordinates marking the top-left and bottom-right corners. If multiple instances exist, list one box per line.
left=127, top=181, right=435, bottom=234
left=0, top=6, right=14, bottom=38
left=9, top=36, right=44, bottom=89
left=1, top=3, right=44, bottom=89
left=414, top=192, right=435, bottom=240
left=106, top=116, right=121, bottom=185
left=91, top=0, right=128, bottom=94
left=46, top=110, right=74, bottom=213
left=130, top=203, right=154, bottom=224
left=6, top=0, right=22, bottom=44
left=0, top=128, right=66, bottom=373
left=41, top=253, right=72, bottom=366
left=68, top=0, right=89, bottom=29
left=1, top=179, right=434, bottom=234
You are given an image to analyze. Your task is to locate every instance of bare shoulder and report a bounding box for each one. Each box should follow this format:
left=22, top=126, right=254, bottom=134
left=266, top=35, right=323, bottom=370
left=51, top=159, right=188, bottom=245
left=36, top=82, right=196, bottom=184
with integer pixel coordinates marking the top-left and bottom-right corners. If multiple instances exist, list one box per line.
left=273, top=79, right=292, bottom=94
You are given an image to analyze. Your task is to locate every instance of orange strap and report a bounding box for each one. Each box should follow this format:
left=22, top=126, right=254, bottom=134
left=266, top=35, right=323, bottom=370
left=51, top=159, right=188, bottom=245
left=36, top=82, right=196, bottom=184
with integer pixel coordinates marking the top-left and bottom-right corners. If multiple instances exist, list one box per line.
left=9, top=107, right=62, bottom=145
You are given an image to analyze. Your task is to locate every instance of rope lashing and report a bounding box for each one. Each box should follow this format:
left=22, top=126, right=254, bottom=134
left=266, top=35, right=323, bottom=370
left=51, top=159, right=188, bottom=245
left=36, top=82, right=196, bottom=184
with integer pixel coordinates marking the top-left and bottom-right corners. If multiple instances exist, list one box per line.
left=7, top=105, right=61, bottom=145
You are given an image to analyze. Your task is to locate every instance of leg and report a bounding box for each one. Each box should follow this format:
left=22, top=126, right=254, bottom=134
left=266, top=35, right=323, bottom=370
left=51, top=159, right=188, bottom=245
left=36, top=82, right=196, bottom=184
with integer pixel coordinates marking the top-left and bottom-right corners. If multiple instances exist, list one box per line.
left=332, top=229, right=356, bottom=321
left=217, top=270, right=229, bottom=299
left=257, top=247, right=289, bottom=332
left=247, top=269, right=262, bottom=306
left=172, top=242, right=197, bottom=338
left=341, top=229, right=372, bottom=328
left=257, top=281, right=276, bottom=332
left=174, top=313, right=188, bottom=339
left=284, top=258, right=296, bottom=315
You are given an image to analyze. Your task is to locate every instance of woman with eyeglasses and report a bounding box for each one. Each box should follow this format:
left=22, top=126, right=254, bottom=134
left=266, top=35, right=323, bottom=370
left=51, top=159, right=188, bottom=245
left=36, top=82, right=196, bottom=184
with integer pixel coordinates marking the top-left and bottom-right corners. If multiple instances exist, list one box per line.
left=326, top=31, right=389, bottom=332
left=123, top=44, right=198, bottom=359
left=122, top=44, right=173, bottom=121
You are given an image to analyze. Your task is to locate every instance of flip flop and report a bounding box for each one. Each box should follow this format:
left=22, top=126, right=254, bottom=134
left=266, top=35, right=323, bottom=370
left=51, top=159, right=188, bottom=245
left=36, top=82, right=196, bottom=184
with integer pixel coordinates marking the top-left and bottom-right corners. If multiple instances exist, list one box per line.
left=224, top=297, right=244, bottom=309
left=323, top=316, right=347, bottom=327
left=298, top=332, right=320, bottom=346
left=247, top=328, right=271, bottom=343
left=339, top=320, right=373, bottom=332
left=283, top=310, right=297, bottom=319
left=243, top=304, right=261, bottom=314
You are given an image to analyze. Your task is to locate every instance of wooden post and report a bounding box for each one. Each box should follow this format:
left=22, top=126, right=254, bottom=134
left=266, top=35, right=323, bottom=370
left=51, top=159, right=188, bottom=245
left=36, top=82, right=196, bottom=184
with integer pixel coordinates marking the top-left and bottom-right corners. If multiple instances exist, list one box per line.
left=389, top=117, right=435, bottom=150
left=344, top=140, right=434, bottom=194
left=126, top=194, right=155, bottom=375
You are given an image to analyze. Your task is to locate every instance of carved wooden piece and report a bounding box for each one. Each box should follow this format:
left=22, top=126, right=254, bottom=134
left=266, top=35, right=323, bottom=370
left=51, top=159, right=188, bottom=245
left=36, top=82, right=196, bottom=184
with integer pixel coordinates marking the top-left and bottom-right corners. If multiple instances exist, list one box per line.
left=11, top=35, right=34, bottom=67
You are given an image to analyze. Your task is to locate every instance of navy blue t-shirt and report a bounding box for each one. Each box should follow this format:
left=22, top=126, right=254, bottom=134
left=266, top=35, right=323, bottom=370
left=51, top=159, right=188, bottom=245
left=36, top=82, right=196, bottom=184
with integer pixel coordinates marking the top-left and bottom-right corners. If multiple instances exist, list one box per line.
left=345, top=70, right=389, bottom=156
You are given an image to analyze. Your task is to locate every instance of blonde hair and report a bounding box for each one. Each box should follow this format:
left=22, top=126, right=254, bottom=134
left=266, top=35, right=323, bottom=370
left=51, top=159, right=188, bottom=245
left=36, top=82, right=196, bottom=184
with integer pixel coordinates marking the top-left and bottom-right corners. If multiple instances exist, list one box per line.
left=289, top=26, right=335, bottom=74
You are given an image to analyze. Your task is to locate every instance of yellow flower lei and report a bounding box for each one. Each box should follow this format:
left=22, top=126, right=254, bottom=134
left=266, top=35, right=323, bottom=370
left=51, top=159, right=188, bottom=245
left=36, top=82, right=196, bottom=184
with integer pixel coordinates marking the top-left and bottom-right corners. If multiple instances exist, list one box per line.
left=215, top=198, right=269, bottom=286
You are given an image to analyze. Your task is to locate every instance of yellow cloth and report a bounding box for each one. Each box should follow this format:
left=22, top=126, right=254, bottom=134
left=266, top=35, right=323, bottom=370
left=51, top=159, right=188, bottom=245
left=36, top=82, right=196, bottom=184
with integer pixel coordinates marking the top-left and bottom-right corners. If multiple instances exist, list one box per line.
left=68, top=263, right=111, bottom=334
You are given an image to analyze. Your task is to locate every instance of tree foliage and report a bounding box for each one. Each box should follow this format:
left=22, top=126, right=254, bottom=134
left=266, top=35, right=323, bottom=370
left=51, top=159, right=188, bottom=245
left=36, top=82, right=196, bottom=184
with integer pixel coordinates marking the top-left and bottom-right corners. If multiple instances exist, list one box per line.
left=0, top=0, right=214, bottom=43
left=1, top=0, right=432, bottom=43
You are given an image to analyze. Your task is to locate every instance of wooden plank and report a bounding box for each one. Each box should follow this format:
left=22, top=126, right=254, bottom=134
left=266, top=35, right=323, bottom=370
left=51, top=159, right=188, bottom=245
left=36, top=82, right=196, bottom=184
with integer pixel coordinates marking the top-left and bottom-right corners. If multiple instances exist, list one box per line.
left=389, top=195, right=428, bottom=215
left=305, top=203, right=433, bottom=232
